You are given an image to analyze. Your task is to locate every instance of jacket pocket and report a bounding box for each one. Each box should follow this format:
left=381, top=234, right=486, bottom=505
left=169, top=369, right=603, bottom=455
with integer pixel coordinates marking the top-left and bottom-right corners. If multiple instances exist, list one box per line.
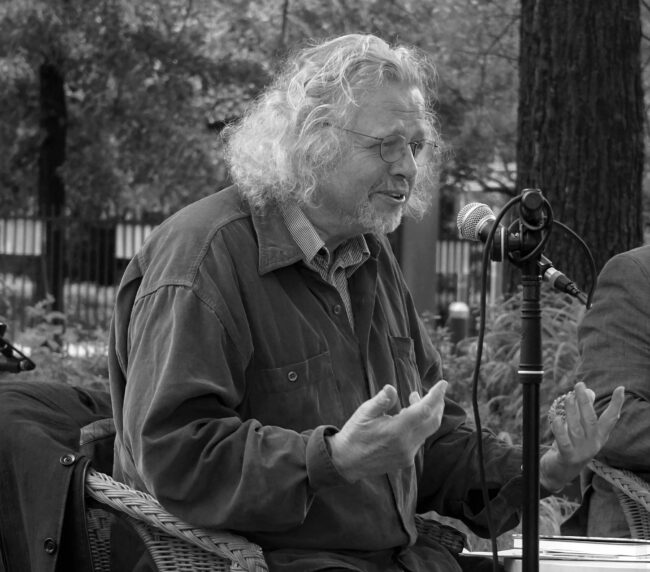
left=247, top=351, right=344, bottom=431
left=388, top=336, right=423, bottom=408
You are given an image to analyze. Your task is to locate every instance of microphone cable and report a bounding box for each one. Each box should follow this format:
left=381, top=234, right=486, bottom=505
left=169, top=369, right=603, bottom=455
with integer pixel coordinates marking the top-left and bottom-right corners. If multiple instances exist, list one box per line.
left=550, top=220, right=597, bottom=308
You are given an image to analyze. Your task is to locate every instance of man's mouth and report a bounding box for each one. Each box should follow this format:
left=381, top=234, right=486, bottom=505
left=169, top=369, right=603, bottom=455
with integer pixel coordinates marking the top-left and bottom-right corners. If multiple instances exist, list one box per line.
left=375, top=190, right=408, bottom=203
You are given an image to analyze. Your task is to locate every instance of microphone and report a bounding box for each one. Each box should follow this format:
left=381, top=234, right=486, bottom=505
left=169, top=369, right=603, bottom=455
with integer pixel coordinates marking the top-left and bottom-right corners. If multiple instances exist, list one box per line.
left=456, top=203, right=508, bottom=261
left=456, top=202, right=584, bottom=299
left=0, top=358, right=35, bottom=373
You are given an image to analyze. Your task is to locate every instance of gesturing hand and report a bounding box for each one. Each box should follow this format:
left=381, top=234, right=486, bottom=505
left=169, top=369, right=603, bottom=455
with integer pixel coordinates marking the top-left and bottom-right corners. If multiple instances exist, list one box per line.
left=327, top=380, right=448, bottom=482
left=541, top=381, right=625, bottom=492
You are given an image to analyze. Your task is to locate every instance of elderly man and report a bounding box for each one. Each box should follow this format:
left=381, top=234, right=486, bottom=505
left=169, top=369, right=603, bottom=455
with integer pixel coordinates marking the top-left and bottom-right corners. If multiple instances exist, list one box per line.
left=109, top=34, right=624, bottom=571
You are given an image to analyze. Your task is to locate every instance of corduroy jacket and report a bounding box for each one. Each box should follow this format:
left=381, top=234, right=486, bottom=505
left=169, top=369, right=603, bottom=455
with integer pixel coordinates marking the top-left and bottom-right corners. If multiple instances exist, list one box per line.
left=109, top=185, right=524, bottom=572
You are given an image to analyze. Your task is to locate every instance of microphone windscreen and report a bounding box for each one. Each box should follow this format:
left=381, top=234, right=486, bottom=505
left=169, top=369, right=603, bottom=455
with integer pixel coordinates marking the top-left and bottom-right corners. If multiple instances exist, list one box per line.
left=456, top=203, right=495, bottom=241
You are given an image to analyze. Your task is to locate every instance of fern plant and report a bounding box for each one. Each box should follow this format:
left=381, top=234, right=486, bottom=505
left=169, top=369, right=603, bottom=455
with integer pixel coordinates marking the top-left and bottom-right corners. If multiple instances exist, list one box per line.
left=429, top=288, right=585, bottom=446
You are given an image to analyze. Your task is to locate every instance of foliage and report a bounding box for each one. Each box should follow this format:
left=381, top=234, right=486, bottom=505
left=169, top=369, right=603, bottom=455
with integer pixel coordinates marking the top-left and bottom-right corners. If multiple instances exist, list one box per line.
left=0, top=0, right=522, bottom=220
left=0, top=296, right=109, bottom=390
left=1, top=0, right=648, bottom=240
left=0, top=0, right=269, bottom=218
left=428, top=288, right=585, bottom=446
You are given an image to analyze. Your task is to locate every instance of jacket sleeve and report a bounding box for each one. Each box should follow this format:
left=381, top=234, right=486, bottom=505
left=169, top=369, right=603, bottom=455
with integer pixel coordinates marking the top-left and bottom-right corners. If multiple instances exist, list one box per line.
left=114, top=284, right=348, bottom=532
left=415, top=397, right=524, bottom=538
left=577, top=249, right=650, bottom=471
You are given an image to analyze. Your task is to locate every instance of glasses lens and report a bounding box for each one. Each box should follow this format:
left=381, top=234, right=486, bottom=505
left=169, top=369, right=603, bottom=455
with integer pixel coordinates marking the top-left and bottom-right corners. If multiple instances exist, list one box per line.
left=380, top=135, right=406, bottom=163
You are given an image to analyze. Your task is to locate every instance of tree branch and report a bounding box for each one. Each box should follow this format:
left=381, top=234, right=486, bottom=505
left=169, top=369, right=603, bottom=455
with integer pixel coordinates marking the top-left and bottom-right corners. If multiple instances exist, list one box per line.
left=279, top=0, right=290, bottom=51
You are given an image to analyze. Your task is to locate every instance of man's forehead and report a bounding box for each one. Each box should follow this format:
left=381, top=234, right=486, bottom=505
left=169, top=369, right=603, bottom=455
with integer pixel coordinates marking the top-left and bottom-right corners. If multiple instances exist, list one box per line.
left=353, top=85, right=427, bottom=127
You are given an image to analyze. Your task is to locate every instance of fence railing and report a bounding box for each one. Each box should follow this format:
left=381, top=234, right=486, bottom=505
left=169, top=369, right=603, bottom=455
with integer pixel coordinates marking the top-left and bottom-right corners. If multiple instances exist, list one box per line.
left=0, top=214, right=499, bottom=333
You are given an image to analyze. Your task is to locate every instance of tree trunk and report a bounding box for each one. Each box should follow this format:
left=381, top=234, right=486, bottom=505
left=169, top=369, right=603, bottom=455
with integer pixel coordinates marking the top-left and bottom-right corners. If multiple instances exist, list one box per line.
left=37, top=61, right=67, bottom=312
left=513, top=0, right=644, bottom=295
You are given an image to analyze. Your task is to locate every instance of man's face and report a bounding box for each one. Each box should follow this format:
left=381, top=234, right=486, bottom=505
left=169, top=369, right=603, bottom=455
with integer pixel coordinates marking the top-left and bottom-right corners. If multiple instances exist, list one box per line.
left=304, top=82, right=430, bottom=249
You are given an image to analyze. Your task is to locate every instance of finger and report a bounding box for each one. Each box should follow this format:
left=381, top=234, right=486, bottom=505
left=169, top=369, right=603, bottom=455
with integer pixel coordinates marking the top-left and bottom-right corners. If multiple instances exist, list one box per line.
left=419, top=379, right=448, bottom=406
left=550, top=415, right=571, bottom=452
left=412, top=379, right=447, bottom=421
left=356, top=385, right=399, bottom=420
left=573, top=382, right=599, bottom=435
left=563, top=390, right=585, bottom=442
left=597, top=385, right=625, bottom=439
left=409, top=391, right=421, bottom=406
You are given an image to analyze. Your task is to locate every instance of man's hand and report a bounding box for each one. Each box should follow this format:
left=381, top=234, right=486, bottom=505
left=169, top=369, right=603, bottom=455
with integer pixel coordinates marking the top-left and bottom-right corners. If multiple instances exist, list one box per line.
left=327, top=380, right=448, bottom=482
left=541, top=382, right=625, bottom=492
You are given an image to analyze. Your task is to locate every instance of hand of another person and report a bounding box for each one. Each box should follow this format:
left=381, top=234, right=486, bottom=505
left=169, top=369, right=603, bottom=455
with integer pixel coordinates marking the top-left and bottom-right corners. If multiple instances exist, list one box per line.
left=327, top=380, right=448, bottom=482
left=540, top=382, right=625, bottom=492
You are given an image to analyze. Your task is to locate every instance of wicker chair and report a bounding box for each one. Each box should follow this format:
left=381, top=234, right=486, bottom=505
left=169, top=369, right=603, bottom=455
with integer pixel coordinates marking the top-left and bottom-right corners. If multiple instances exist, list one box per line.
left=80, top=412, right=466, bottom=571
left=84, top=466, right=467, bottom=572
left=588, top=458, right=650, bottom=539
left=84, top=467, right=269, bottom=571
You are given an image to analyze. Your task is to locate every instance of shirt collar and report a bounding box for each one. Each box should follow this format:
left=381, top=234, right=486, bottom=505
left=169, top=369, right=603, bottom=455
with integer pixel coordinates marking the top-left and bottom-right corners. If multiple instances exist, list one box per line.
left=246, top=194, right=378, bottom=275
left=280, top=202, right=371, bottom=272
left=280, top=203, right=325, bottom=264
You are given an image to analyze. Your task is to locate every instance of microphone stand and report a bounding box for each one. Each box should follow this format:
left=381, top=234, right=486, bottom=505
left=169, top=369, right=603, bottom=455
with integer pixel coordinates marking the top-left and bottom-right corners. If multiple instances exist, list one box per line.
left=511, top=189, right=547, bottom=572
left=519, top=259, right=543, bottom=572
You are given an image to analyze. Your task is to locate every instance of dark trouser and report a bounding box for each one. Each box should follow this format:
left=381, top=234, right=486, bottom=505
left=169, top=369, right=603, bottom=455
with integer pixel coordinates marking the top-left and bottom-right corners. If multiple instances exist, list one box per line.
left=108, top=517, right=504, bottom=572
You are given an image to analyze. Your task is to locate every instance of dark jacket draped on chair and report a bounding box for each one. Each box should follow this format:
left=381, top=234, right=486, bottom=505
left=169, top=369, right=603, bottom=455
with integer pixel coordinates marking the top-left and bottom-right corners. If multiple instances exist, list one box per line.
left=0, top=380, right=112, bottom=572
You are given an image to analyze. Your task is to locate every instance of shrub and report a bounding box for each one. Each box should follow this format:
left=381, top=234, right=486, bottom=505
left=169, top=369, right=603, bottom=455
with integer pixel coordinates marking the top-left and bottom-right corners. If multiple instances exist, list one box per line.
left=427, top=288, right=585, bottom=445
left=0, top=297, right=109, bottom=390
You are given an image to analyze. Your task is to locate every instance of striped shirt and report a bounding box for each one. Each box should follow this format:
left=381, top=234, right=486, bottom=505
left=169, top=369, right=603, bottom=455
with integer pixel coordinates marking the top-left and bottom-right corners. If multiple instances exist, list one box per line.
left=281, top=203, right=370, bottom=328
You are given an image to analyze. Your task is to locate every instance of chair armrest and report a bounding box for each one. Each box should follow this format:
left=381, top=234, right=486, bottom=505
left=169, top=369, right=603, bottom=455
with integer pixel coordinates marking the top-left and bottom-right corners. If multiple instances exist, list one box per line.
left=415, top=514, right=466, bottom=554
left=85, top=468, right=268, bottom=571
left=588, top=459, right=650, bottom=512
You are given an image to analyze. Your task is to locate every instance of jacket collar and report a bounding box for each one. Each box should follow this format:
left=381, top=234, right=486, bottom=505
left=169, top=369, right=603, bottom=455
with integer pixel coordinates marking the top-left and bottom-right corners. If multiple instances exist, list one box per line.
left=246, top=194, right=381, bottom=275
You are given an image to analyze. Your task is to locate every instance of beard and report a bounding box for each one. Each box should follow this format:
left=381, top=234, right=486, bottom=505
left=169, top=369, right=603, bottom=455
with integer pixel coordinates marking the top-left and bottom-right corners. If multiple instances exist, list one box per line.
left=346, top=199, right=405, bottom=235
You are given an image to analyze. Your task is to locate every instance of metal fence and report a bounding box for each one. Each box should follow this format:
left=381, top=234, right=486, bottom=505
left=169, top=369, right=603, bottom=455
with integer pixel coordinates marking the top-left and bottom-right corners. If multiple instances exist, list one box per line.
left=0, top=215, right=155, bottom=332
left=435, top=238, right=502, bottom=324
left=0, top=214, right=499, bottom=333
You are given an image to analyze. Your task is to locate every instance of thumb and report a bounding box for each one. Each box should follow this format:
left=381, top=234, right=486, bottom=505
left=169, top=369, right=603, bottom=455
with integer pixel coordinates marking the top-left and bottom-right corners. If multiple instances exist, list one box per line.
left=356, top=385, right=398, bottom=420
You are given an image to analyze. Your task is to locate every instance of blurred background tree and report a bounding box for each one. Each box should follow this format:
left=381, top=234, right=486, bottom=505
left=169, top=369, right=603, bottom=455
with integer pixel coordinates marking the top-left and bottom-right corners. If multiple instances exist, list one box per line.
left=0, top=0, right=269, bottom=220
left=515, top=0, right=645, bottom=292
left=0, top=0, right=521, bottom=219
left=0, top=0, right=648, bottom=298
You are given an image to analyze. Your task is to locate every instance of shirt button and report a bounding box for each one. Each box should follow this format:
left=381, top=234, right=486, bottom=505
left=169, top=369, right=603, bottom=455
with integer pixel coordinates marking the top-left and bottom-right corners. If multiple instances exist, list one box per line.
left=287, top=371, right=298, bottom=382
left=44, top=538, right=57, bottom=554
left=333, top=304, right=342, bottom=315
left=59, top=454, right=76, bottom=466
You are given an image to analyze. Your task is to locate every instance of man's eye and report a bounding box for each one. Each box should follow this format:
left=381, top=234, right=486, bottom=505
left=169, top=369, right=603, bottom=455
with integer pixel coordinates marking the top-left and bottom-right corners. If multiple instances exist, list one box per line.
left=409, top=141, right=424, bottom=156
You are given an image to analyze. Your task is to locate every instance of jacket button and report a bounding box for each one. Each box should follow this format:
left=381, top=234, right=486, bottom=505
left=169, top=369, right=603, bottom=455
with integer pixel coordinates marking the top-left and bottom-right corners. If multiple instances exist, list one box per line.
left=333, top=304, right=342, bottom=315
left=287, top=371, right=298, bottom=382
left=59, top=454, right=76, bottom=466
left=44, top=538, right=57, bottom=554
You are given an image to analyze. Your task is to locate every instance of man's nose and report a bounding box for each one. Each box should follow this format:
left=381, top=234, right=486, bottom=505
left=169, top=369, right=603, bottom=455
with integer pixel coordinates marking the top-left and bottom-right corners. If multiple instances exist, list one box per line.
left=388, top=145, right=418, bottom=182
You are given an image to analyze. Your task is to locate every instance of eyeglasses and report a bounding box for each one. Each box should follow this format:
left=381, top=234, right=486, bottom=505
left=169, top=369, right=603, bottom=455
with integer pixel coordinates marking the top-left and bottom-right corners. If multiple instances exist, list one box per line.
left=333, top=126, right=437, bottom=164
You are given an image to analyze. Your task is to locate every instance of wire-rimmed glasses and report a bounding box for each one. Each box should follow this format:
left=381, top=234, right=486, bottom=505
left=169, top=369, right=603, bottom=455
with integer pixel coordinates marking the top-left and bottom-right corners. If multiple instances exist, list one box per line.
left=333, top=126, right=437, bottom=164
